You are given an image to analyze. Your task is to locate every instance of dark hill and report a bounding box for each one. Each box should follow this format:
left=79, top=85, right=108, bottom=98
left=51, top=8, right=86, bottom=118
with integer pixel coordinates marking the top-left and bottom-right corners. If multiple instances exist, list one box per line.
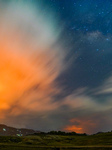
left=0, top=124, right=40, bottom=136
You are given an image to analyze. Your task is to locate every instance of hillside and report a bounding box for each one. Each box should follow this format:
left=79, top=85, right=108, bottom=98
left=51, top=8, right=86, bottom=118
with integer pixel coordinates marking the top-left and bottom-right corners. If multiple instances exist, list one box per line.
left=0, top=124, right=40, bottom=136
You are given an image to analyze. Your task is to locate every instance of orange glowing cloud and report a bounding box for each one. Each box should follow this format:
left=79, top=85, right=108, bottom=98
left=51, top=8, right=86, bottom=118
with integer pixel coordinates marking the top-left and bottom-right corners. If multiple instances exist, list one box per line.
left=64, top=125, right=83, bottom=133
left=0, top=2, right=67, bottom=124
left=63, top=117, right=98, bottom=134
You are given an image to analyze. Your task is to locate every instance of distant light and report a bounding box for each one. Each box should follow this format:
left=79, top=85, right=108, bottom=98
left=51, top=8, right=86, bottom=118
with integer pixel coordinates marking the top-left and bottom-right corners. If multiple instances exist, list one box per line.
left=3, top=128, right=6, bottom=131
left=17, top=134, right=23, bottom=136
left=17, top=134, right=20, bottom=136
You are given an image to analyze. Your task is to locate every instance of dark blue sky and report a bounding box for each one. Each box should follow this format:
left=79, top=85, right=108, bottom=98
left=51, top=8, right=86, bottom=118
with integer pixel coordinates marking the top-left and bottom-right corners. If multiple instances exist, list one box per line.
left=43, top=0, right=112, bottom=94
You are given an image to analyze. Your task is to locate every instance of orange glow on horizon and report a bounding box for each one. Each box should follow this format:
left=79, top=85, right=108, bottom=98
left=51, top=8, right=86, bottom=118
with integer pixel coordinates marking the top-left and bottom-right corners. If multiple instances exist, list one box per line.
left=64, top=125, right=83, bottom=133
left=63, top=118, right=98, bottom=134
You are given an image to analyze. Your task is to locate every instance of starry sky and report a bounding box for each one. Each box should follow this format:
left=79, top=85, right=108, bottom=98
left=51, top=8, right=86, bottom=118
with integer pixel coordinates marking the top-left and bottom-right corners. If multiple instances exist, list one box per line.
left=0, top=0, right=112, bottom=134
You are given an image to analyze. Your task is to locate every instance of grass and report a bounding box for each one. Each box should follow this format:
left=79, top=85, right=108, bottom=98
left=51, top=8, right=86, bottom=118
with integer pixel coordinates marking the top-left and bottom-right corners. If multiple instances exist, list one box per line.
left=0, top=132, right=112, bottom=149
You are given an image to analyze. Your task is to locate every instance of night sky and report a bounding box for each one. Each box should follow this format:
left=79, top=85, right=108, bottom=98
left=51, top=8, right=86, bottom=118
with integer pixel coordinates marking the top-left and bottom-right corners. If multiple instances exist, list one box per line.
left=0, top=0, right=112, bottom=134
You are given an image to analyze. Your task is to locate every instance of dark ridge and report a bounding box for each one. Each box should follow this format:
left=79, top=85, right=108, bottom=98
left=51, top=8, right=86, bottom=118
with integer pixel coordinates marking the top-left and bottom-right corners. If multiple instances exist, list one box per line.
left=0, top=124, right=40, bottom=136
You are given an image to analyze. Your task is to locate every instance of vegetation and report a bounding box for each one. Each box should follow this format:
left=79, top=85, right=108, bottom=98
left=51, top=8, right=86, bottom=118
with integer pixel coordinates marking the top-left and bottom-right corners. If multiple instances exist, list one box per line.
left=0, top=131, right=112, bottom=149
left=33, top=131, right=87, bottom=136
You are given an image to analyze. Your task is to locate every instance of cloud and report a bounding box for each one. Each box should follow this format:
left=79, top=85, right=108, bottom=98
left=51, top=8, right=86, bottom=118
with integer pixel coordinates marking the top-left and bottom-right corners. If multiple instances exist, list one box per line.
left=63, top=117, right=97, bottom=134
left=64, top=125, right=83, bottom=133
left=62, top=88, right=112, bottom=112
left=94, top=76, right=112, bottom=95
left=60, top=87, right=112, bottom=134
left=0, top=1, right=68, bottom=124
left=63, top=116, right=100, bottom=134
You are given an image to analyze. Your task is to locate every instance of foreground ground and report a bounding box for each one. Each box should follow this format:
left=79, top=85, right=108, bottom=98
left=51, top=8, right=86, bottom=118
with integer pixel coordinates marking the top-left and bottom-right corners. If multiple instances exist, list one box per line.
left=0, top=132, right=112, bottom=149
